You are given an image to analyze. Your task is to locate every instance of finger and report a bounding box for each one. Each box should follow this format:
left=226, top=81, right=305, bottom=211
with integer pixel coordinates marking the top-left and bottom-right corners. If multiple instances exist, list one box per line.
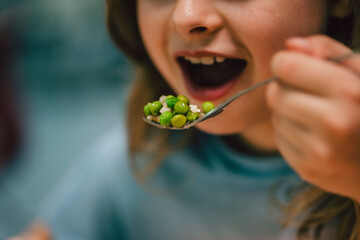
left=286, top=35, right=360, bottom=74
left=271, top=51, right=360, bottom=97
left=272, top=112, right=329, bottom=162
left=274, top=129, right=305, bottom=170
left=274, top=128, right=321, bottom=183
left=273, top=114, right=310, bottom=151
left=267, top=81, right=331, bottom=131
left=268, top=79, right=360, bottom=154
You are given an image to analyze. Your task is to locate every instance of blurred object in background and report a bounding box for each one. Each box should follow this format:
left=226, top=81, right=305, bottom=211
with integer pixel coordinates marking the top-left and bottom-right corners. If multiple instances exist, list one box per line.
left=0, top=0, right=131, bottom=238
left=0, top=4, right=23, bottom=168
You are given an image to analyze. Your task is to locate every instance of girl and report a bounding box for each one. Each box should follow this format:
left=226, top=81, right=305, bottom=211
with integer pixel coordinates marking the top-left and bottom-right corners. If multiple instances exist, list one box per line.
left=12, top=0, right=360, bottom=239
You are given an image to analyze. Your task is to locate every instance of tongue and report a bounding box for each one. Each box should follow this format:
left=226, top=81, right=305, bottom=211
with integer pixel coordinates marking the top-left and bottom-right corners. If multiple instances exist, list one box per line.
left=190, top=59, right=247, bottom=87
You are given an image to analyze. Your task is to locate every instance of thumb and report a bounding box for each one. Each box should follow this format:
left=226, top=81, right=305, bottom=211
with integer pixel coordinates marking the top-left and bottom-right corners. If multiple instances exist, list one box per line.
left=285, top=35, right=360, bottom=73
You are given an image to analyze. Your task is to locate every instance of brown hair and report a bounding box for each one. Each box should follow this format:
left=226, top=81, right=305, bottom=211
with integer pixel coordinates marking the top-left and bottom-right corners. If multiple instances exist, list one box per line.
left=105, top=0, right=360, bottom=238
left=0, top=20, right=22, bottom=166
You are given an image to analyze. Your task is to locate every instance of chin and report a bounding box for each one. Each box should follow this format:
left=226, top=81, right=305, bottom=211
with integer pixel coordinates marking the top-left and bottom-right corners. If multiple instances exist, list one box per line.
left=195, top=105, right=272, bottom=136
left=195, top=118, right=245, bottom=135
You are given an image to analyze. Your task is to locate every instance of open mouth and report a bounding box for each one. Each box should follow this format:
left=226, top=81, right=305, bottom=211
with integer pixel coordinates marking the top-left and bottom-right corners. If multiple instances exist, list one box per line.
left=177, top=56, right=247, bottom=89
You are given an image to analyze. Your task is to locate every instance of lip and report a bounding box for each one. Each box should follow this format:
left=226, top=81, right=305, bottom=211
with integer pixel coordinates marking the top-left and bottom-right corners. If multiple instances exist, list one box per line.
left=183, top=75, right=238, bottom=101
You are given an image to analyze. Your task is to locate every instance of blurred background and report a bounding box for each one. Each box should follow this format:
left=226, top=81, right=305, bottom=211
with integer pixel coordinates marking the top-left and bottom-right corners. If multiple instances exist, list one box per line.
left=0, top=0, right=131, bottom=238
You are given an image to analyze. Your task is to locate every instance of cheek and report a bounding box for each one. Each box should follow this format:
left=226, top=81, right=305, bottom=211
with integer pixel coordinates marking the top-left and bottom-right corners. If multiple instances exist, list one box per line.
left=137, top=5, right=164, bottom=59
left=231, top=0, right=327, bottom=82
left=236, top=0, right=327, bottom=55
left=137, top=3, right=173, bottom=78
left=137, top=4, right=186, bottom=95
left=253, top=0, right=326, bottom=35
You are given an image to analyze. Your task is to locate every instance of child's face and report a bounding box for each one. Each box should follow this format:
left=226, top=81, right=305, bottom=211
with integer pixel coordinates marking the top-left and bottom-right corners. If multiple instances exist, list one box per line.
left=137, top=0, right=327, bottom=137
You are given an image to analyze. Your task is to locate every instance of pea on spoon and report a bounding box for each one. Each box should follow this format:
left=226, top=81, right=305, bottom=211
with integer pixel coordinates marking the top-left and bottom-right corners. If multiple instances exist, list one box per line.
left=143, top=77, right=274, bottom=130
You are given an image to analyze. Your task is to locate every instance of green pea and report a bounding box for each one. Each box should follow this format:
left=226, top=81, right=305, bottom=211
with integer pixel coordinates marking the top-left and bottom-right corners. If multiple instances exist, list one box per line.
left=177, top=95, right=189, bottom=105
left=165, top=95, right=175, bottom=101
left=149, top=101, right=163, bottom=115
left=143, top=104, right=151, bottom=116
left=186, top=111, right=199, bottom=122
left=166, top=97, right=179, bottom=109
left=171, top=114, right=187, bottom=128
left=202, top=101, right=215, bottom=114
left=159, top=111, right=173, bottom=127
left=174, top=101, right=189, bottom=115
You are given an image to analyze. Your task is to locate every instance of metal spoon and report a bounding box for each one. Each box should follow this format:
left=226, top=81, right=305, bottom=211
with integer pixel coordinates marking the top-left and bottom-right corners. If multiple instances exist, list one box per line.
left=143, top=51, right=358, bottom=130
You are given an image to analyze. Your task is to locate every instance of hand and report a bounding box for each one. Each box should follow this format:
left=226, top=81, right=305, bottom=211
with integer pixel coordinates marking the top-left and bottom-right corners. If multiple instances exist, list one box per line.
left=7, top=222, right=51, bottom=240
left=266, top=35, right=360, bottom=202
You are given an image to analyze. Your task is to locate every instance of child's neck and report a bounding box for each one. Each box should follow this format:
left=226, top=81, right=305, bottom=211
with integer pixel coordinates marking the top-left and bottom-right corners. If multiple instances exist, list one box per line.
left=223, top=121, right=278, bottom=157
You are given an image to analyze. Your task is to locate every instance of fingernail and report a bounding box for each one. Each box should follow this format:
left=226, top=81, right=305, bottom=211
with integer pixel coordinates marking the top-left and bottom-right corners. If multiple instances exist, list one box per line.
left=286, top=37, right=312, bottom=53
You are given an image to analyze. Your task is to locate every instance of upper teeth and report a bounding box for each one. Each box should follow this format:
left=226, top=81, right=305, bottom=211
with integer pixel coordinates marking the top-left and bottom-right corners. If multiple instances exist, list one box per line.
left=184, top=56, right=226, bottom=65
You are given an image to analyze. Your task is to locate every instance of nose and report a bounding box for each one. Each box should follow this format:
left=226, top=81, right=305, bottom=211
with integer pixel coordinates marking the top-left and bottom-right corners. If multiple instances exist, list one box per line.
left=171, top=0, right=223, bottom=36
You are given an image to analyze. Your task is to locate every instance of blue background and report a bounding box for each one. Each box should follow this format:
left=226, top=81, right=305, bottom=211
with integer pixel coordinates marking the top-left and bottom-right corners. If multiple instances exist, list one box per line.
left=0, top=0, right=131, bottom=238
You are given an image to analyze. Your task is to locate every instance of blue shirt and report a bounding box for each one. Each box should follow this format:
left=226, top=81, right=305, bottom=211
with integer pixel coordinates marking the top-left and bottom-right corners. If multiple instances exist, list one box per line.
left=39, top=122, right=309, bottom=240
